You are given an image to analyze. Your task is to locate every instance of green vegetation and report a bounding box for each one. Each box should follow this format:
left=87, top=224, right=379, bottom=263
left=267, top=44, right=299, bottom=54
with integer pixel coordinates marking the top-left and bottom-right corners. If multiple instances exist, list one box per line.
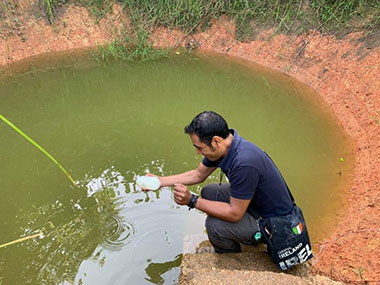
left=40, top=0, right=67, bottom=23
left=309, top=0, right=380, bottom=31
left=39, top=0, right=380, bottom=60
left=76, top=0, right=115, bottom=22
left=95, top=26, right=170, bottom=62
left=91, top=0, right=380, bottom=33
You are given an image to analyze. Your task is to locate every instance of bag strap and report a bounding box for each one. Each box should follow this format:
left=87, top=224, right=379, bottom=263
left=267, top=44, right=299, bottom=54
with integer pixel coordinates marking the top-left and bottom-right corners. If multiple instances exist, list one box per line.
left=264, top=152, right=295, bottom=203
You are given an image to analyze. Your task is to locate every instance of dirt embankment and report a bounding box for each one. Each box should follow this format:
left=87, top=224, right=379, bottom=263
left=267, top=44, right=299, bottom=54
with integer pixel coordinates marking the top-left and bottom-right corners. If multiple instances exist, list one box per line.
left=1, top=2, right=379, bottom=283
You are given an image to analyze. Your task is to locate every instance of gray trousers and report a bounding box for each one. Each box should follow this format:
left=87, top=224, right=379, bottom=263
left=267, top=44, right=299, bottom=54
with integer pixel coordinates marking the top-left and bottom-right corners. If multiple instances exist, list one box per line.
left=201, top=183, right=261, bottom=253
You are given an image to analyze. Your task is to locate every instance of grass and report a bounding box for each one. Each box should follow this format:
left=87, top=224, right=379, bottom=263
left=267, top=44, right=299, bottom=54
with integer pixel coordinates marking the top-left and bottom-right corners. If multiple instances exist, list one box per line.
left=94, top=26, right=170, bottom=62
left=123, top=0, right=380, bottom=33
left=39, top=0, right=67, bottom=23
left=38, top=0, right=380, bottom=60
left=31, top=0, right=380, bottom=34
left=310, top=0, right=380, bottom=32
left=75, top=0, right=115, bottom=22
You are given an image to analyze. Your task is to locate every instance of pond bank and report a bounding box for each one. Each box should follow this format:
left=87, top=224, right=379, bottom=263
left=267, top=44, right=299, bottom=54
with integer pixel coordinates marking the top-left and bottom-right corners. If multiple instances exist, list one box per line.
left=1, top=2, right=379, bottom=283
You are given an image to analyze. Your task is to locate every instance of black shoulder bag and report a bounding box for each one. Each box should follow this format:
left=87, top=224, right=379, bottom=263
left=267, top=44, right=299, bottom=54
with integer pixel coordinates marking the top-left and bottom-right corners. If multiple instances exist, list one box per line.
left=250, top=154, right=314, bottom=270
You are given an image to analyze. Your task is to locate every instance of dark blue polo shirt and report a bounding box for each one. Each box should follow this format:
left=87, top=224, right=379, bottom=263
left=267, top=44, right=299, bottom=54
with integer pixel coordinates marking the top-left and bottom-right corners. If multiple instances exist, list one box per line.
left=202, top=129, right=293, bottom=218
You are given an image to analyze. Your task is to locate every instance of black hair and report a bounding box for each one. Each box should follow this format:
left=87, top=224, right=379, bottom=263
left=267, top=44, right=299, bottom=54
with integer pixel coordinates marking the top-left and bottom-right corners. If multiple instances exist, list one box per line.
left=184, top=111, right=230, bottom=146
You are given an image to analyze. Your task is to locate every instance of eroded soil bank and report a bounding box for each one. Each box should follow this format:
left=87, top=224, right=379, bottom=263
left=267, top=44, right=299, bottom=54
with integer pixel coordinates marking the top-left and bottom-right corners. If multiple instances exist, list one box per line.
left=1, top=2, right=379, bottom=283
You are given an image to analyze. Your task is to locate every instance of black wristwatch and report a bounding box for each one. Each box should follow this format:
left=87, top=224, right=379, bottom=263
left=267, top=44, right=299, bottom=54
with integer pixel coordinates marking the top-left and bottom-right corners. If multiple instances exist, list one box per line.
left=188, top=194, right=198, bottom=210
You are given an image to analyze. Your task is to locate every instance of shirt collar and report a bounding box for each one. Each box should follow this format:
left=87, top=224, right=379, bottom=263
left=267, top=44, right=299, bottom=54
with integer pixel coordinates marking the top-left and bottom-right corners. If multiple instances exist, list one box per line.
left=218, top=129, right=241, bottom=171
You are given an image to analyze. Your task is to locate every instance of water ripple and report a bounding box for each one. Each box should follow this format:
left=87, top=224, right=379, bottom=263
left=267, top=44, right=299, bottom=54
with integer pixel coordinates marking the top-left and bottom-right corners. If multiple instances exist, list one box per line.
left=101, top=215, right=136, bottom=251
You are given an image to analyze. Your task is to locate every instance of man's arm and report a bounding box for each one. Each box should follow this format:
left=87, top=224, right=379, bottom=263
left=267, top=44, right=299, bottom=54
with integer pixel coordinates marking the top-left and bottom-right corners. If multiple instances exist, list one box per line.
left=196, top=197, right=250, bottom=222
left=158, top=162, right=216, bottom=187
left=173, top=183, right=250, bottom=222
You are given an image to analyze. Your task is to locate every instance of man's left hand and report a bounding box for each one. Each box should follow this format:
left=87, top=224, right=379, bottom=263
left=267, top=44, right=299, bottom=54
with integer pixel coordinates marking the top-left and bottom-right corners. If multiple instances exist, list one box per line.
left=173, top=183, right=191, bottom=205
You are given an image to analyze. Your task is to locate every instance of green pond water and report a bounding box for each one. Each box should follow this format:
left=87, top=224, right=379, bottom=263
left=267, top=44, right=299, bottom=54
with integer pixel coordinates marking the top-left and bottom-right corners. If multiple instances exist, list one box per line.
left=0, top=52, right=353, bottom=284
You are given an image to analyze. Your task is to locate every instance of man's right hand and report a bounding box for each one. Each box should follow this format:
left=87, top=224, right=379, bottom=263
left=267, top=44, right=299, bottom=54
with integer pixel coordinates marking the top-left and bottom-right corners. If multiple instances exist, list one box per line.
left=140, top=173, right=161, bottom=191
left=173, top=183, right=191, bottom=205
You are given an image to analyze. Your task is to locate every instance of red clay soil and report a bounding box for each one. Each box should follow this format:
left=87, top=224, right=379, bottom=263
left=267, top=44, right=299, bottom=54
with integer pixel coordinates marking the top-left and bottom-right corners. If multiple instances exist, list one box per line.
left=1, top=2, right=379, bottom=283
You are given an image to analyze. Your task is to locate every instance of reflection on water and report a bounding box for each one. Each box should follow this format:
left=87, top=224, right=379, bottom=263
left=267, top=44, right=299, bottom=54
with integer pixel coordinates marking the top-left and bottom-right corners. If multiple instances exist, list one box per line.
left=0, top=160, right=185, bottom=284
left=1, top=191, right=116, bottom=283
left=145, top=254, right=182, bottom=284
left=84, top=163, right=166, bottom=200
left=85, top=166, right=127, bottom=198
left=126, top=227, right=185, bottom=284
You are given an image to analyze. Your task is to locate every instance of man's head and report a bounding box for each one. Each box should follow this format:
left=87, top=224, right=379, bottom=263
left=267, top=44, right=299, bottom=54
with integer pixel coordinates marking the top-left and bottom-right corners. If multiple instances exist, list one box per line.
left=184, top=111, right=231, bottom=161
left=184, top=111, right=230, bottom=146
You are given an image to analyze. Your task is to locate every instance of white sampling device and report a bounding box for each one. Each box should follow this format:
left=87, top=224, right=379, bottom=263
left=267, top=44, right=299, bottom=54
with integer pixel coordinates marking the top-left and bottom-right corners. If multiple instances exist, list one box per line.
left=136, top=176, right=161, bottom=190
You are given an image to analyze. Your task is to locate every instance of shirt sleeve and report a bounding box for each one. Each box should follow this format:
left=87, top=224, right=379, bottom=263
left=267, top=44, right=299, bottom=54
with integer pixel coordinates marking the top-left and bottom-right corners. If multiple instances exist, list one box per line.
left=229, top=166, right=260, bottom=200
left=202, top=157, right=220, bottom=168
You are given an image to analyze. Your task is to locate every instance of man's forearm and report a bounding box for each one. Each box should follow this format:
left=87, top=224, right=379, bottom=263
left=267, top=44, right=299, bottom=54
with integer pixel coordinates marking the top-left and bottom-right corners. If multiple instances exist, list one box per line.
left=195, top=198, right=242, bottom=222
left=159, top=169, right=205, bottom=187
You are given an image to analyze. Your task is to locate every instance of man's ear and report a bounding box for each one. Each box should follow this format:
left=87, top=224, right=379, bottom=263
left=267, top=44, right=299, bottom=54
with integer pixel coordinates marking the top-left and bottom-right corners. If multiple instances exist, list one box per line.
left=211, top=136, right=222, bottom=148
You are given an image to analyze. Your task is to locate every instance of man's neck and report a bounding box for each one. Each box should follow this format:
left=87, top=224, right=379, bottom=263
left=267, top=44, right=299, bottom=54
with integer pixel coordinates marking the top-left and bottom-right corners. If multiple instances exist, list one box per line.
left=222, top=133, right=234, bottom=155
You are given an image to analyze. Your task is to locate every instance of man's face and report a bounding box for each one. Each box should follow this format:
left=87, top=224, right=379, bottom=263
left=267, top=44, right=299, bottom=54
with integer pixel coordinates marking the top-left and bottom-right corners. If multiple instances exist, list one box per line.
left=190, top=133, right=221, bottom=161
